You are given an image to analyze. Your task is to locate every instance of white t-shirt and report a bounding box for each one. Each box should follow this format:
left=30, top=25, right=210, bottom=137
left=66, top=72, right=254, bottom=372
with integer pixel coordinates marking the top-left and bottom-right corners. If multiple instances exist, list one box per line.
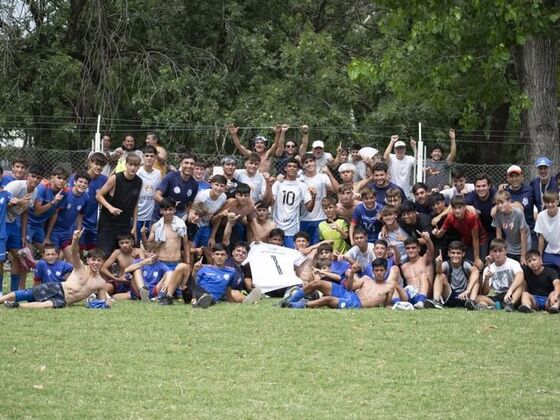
left=137, top=167, right=162, bottom=221
left=315, top=152, right=334, bottom=172
left=301, top=172, right=331, bottom=222
left=349, top=158, right=367, bottom=182
left=388, top=154, right=415, bottom=196
left=535, top=209, right=560, bottom=254
left=234, top=169, right=265, bottom=203
left=272, top=179, right=311, bottom=235
left=4, top=180, right=38, bottom=223
left=193, top=189, right=227, bottom=227
left=345, top=243, right=375, bottom=272
left=242, top=242, right=303, bottom=292
left=440, top=183, right=475, bottom=200
left=483, top=258, right=522, bottom=293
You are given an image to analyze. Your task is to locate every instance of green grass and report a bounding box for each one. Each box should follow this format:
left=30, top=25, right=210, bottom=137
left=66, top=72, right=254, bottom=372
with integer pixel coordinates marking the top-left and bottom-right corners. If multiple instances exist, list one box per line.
left=1, top=300, right=559, bottom=419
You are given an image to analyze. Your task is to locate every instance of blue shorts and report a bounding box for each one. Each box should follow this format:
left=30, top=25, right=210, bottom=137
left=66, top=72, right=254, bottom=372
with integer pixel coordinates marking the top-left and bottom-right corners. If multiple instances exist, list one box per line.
left=51, top=229, right=73, bottom=250
left=534, top=294, right=548, bottom=310
left=6, top=221, right=22, bottom=250
left=442, top=290, right=465, bottom=308
left=331, top=282, right=362, bottom=309
left=26, top=223, right=46, bottom=244
left=299, top=220, right=323, bottom=245
left=136, top=220, right=151, bottom=246
left=405, top=285, right=424, bottom=305
left=283, top=236, right=295, bottom=249
left=79, top=229, right=98, bottom=250
left=160, top=261, right=182, bottom=297
left=0, top=238, right=6, bottom=262
left=193, top=225, right=211, bottom=248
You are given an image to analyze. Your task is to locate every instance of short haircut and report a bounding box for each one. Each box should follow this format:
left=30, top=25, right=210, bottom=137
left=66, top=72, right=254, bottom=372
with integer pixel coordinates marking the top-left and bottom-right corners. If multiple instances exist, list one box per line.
left=87, top=248, right=105, bottom=260
left=374, top=239, right=388, bottom=248
left=43, top=244, right=57, bottom=253
left=178, top=151, right=197, bottom=163
left=526, top=249, right=541, bottom=259
left=73, top=170, right=91, bottom=184
left=386, top=188, right=402, bottom=199
left=144, top=241, right=161, bottom=253
left=317, top=242, right=334, bottom=254
left=429, top=193, right=446, bottom=206
left=235, top=183, right=251, bottom=196
left=246, top=153, right=260, bottom=163
left=352, top=227, right=367, bottom=237
left=190, top=201, right=208, bottom=218
left=89, top=152, right=108, bottom=166
left=125, top=154, right=141, bottom=165
left=448, top=241, right=466, bottom=252
left=351, top=143, right=362, bottom=151
left=255, top=200, right=269, bottom=210
left=489, top=238, right=507, bottom=251
left=380, top=205, right=398, bottom=217
left=212, top=243, right=228, bottom=253
left=494, top=190, right=511, bottom=202
left=321, top=195, right=338, bottom=206
left=12, top=157, right=29, bottom=167
left=269, top=228, right=285, bottom=240
left=284, top=157, right=300, bottom=168
left=233, top=241, right=250, bottom=253
left=404, top=237, right=420, bottom=247
left=372, top=161, right=389, bottom=173
left=430, top=143, right=443, bottom=153
left=294, top=231, right=310, bottom=242
left=146, top=132, right=159, bottom=142
left=361, top=188, right=376, bottom=198
left=314, top=258, right=331, bottom=270
left=339, top=184, right=354, bottom=194
left=118, top=233, right=134, bottom=242
left=412, top=182, right=428, bottom=194
left=450, top=195, right=466, bottom=208
left=143, top=145, right=157, bottom=155
left=302, top=153, right=315, bottom=162
left=122, top=133, right=135, bottom=142
left=399, top=200, right=416, bottom=214
left=51, top=166, right=70, bottom=179
left=474, top=173, right=492, bottom=185
left=211, top=174, right=227, bottom=185
left=543, top=191, right=559, bottom=203
left=160, top=197, right=177, bottom=209
left=372, top=258, right=388, bottom=269
left=28, top=164, right=45, bottom=177
left=451, top=167, right=466, bottom=179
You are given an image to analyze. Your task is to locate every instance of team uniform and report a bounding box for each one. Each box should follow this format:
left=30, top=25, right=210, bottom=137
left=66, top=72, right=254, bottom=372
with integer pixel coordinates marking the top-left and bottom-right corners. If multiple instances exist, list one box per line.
left=151, top=171, right=198, bottom=222
left=300, top=172, right=331, bottom=245
left=136, top=167, right=162, bottom=244
left=368, top=181, right=407, bottom=206
left=531, top=177, right=559, bottom=212
left=271, top=179, right=311, bottom=248
left=27, top=181, right=68, bottom=244
left=465, top=188, right=497, bottom=241
left=330, top=282, right=362, bottom=309
left=0, top=190, right=14, bottom=263
left=4, top=180, right=38, bottom=250
left=194, top=265, right=236, bottom=302
left=482, top=258, right=523, bottom=304
left=318, top=217, right=350, bottom=253
left=351, top=202, right=383, bottom=243
left=33, top=260, right=73, bottom=284
left=522, top=266, right=559, bottom=309
left=13, top=282, right=67, bottom=308
left=69, top=173, right=107, bottom=249
left=130, top=260, right=172, bottom=299
left=49, top=190, right=88, bottom=250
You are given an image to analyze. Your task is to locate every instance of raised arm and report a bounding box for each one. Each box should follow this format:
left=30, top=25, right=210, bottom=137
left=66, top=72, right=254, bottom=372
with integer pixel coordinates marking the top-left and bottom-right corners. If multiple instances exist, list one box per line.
left=383, top=135, right=398, bottom=162
left=298, top=125, right=309, bottom=158
left=34, top=189, right=64, bottom=216
left=228, top=124, right=251, bottom=157
left=70, top=229, right=85, bottom=269
left=447, top=128, right=457, bottom=164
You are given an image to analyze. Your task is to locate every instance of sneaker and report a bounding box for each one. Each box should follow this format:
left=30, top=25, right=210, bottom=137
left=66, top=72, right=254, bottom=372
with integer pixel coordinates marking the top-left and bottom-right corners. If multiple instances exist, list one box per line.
left=548, top=306, right=559, bottom=314
left=4, top=301, right=20, bottom=309
left=424, top=299, right=443, bottom=310
left=158, top=295, right=174, bottom=305
left=243, top=287, right=262, bottom=305
left=139, top=287, right=150, bottom=303
left=289, top=299, right=308, bottom=309
left=475, top=303, right=495, bottom=311
left=518, top=304, right=534, bottom=313
left=413, top=300, right=425, bottom=309
left=465, top=299, right=476, bottom=311
left=192, top=293, right=213, bottom=309
left=280, top=286, right=300, bottom=307
left=392, top=301, right=414, bottom=311
left=504, top=303, right=514, bottom=312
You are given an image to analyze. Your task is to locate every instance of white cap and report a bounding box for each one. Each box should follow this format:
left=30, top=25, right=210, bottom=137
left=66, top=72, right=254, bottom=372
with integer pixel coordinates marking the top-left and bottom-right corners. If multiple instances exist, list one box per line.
left=506, top=165, right=523, bottom=175
left=394, top=140, right=406, bottom=148
left=338, top=163, right=356, bottom=172
left=312, top=140, right=324, bottom=149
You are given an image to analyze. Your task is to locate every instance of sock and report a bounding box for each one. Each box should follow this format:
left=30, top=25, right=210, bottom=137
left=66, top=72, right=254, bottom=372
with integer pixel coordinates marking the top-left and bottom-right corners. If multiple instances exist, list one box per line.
left=10, top=274, right=20, bottom=292
left=0, top=274, right=3, bottom=294
left=288, top=287, right=306, bottom=303
left=290, top=300, right=307, bottom=309
left=417, top=294, right=427, bottom=302
left=391, top=297, right=401, bottom=305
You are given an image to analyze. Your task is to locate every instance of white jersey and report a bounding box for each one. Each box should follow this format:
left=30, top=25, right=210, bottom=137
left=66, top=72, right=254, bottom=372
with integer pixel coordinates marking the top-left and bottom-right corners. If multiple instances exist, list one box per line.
left=272, top=179, right=311, bottom=235
left=483, top=258, right=522, bottom=294
left=234, top=169, right=265, bottom=202
left=137, top=167, right=162, bottom=221
left=242, top=242, right=303, bottom=292
left=301, top=172, right=331, bottom=222
left=4, top=180, right=38, bottom=223
left=535, top=209, right=560, bottom=254
left=388, top=154, right=415, bottom=196
left=193, top=189, right=227, bottom=226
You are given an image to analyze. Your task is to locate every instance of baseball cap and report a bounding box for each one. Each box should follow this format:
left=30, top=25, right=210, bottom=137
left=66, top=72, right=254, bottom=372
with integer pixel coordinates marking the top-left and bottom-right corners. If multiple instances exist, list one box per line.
left=221, top=156, right=237, bottom=165
left=338, top=163, right=356, bottom=173
left=312, top=140, right=324, bottom=149
left=506, top=165, right=523, bottom=175
left=394, top=140, right=406, bottom=148
left=535, top=157, right=552, bottom=167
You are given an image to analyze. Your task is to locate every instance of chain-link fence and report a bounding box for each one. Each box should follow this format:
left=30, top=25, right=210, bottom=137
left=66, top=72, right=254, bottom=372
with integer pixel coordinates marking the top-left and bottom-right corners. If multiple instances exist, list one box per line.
left=0, top=146, right=546, bottom=186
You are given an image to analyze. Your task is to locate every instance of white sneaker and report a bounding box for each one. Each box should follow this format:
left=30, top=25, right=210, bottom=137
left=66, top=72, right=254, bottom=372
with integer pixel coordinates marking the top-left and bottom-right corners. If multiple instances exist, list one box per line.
left=243, top=287, right=263, bottom=304
left=413, top=300, right=425, bottom=309
left=392, top=301, right=414, bottom=311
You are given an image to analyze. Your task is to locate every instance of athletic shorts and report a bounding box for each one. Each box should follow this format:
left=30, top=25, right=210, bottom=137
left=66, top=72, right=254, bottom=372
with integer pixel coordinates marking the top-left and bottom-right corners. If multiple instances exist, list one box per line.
left=534, top=294, right=548, bottom=310
left=26, top=223, right=46, bottom=244
left=6, top=221, right=22, bottom=250
left=0, top=239, right=6, bottom=262
left=405, top=285, right=423, bottom=305
left=79, top=229, right=98, bottom=250
left=161, top=260, right=181, bottom=271
left=107, top=279, right=131, bottom=294
left=30, top=282, right=66, bottom=308
left=193, top=225, right=211, bottom=248
left=331, top=282, right=362, bottom=309
left=50, top=229, right=73, bottom=251
left=442, top=290, right=466, bottom=308
left=489, top=292, right=507, bottom=304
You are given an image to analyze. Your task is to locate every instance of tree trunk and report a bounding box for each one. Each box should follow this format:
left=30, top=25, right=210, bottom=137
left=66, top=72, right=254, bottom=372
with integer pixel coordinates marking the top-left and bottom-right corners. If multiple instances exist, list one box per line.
left=520, top=35, right=559, bottom=170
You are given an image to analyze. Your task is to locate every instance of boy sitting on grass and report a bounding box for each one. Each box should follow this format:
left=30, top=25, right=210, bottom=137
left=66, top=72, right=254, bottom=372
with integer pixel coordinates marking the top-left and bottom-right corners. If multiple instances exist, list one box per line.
left=514, top=250, right=559, bottom=314
left=2, top=229, right=108, bottom=309
left=33, top=244, right=73, bottom=285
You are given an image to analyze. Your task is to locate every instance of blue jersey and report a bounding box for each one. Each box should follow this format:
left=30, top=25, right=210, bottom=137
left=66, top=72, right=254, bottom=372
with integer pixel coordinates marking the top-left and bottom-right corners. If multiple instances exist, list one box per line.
left=140, top=260, right=171, bottom=288
left=331, top=259, right=350, bottom=281
left=0, top=190, right=13, bottom=239
left=368, top=182, right=406, bottom=205
left=196, top=265, right=236, bottom=300
left=0, top=174, right=15, bottom=188
left=152, top=171, right=198, bottom=220
left=506, top=183, right=536, bottom=229
left=53, top=190, right=88, bottom=231
left=70, top=173, right=107, bottom=232
left=28, top=182, right=68, bottom=228
left=351, top=202, right=384, bottom=242
left=197, top=179, right=211, bottom=191
left=33, top=259, right=73, bottom=284
left=465, top=188, right=496, bottom=234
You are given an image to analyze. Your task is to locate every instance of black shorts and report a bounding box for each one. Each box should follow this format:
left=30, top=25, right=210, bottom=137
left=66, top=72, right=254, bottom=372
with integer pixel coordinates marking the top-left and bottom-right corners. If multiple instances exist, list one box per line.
left=490, top=292, right=507, bottom=304
left=32, top=282, right=66, bottom=308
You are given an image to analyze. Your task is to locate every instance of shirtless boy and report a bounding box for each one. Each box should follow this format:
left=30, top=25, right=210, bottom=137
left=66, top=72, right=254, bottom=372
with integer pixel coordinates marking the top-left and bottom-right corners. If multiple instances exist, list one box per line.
left=400, top=233, right=434, bottom=308
left=247, top=201, right=276, bottom=243
left=2, top=229, right=108, bottom=309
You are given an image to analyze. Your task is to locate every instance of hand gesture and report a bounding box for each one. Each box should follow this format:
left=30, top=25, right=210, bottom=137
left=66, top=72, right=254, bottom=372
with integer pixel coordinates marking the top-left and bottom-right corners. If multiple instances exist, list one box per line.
left=53, top=190, right=64, bottom=204
left=390, top=134, right=399, bottom=143
left=227, top=124, right=238, bottom=136
left=109, top=206, right=122, bottom=216
left=435, top=249, right=443, bottom=266
left=193, top=256, right=204, bottom=271
left=20, top=193, right=32, bottom=207
left=301, top=124, right=309, bottom=135
left=72, top=228, right=84, bottom=241
left=448, top=128, right=456, bottom=140
left=141, top=225, right=149, bottom=236
left=410, top=138, right=416, bottom=149
left=281, top=123, right=290, bottom=133
left=274, top=124, right=282, bottom=134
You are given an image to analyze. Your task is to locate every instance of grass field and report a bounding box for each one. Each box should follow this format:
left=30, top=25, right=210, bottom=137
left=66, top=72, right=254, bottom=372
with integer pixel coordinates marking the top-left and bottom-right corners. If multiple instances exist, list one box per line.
left=1, top=298, right=559, bottom=419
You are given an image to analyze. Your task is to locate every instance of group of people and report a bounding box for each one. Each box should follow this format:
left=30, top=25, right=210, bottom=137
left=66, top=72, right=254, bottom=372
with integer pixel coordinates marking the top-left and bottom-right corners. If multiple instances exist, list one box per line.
left=0, top=125, right=559, bottom=314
